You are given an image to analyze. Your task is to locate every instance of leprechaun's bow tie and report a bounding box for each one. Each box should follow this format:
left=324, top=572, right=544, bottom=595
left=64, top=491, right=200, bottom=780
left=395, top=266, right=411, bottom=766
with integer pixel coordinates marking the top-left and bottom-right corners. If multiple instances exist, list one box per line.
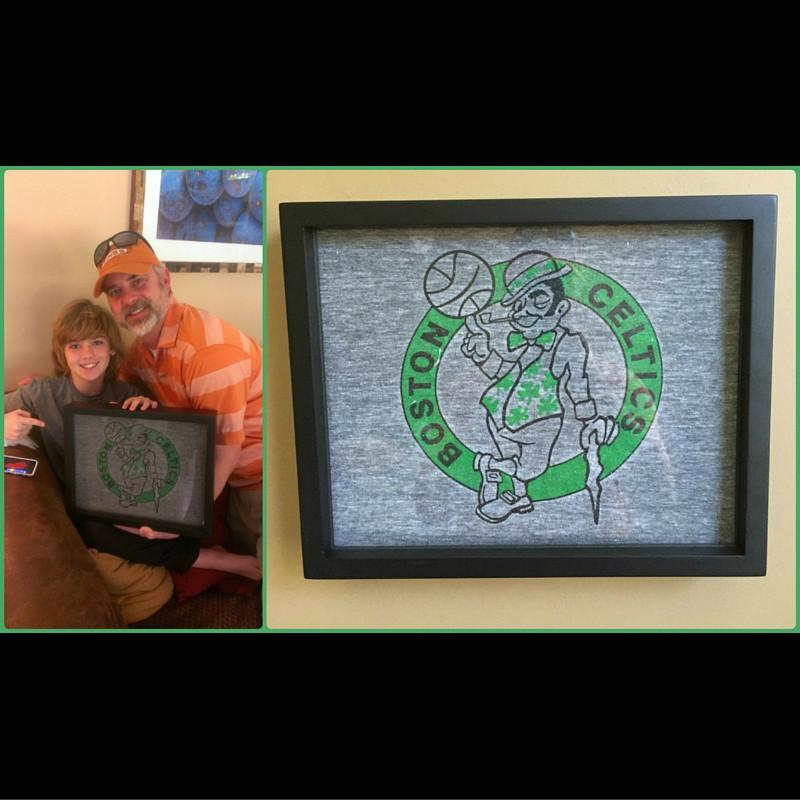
left=507, top=330, right=557, bottom=351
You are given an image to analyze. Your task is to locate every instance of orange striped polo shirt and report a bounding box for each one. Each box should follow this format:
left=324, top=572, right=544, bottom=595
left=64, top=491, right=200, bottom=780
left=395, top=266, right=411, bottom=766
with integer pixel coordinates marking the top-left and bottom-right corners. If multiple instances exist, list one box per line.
left=120, top=298, right=262, bottom=489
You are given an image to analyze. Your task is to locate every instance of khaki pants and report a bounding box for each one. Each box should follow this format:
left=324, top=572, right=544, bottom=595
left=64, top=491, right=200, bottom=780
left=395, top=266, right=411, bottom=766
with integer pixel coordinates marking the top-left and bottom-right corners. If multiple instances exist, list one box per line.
left=226, top=485, right=262, bottom=560
left=88, top=550, right=173, bottom=625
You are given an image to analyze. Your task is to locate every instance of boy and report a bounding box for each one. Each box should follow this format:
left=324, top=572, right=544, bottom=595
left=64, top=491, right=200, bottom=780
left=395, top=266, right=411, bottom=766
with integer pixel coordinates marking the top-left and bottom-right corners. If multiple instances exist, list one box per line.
left=5, top=299, right=260, bottom=623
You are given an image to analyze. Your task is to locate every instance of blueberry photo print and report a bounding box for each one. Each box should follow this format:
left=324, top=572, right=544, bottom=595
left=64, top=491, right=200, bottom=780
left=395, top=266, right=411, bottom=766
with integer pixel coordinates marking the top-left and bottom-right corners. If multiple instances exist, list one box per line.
left=132, top=170, right=263, bottom=273
left=280, top=196, right=776, bottom=578
left=157, top=170, right=262, bottom=245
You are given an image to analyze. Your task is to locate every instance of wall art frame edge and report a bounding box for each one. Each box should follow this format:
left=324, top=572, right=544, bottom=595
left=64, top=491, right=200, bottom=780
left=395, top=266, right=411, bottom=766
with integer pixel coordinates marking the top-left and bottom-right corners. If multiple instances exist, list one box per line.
left=279, top=194, right=777, bottom=579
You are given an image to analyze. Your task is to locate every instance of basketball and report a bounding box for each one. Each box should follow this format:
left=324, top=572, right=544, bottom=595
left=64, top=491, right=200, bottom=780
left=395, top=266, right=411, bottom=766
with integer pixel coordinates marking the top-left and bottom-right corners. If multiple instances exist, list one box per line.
left=423, top=251, right=494, bottom=318
left=104, top=421, right=125, bottom=443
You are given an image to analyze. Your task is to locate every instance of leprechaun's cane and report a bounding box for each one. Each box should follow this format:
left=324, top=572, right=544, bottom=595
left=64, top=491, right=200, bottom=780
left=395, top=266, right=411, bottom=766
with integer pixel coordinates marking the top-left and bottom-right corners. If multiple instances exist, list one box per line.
left=584, top=429, right=603, bottom=525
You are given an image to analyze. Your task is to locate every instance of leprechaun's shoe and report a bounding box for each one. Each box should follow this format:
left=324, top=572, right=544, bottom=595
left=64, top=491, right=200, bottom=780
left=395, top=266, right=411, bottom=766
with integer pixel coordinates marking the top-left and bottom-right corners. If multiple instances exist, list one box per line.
left=475, top=491, right=533, bottom=523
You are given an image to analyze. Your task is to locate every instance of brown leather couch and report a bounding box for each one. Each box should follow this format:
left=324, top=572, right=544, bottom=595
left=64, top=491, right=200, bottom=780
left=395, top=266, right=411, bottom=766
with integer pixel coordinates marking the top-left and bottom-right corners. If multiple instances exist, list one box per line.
left=4, top=436, right=261, bottom=630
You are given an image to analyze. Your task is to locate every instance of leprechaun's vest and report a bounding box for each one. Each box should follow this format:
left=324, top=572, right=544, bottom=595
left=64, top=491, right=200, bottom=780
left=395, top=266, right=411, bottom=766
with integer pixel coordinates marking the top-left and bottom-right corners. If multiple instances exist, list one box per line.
left=480, top=329, right=565, bottom=431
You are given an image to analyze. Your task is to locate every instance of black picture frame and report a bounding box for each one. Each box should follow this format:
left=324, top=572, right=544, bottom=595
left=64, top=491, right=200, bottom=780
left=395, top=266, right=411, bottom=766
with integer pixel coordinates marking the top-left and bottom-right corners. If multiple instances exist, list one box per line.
left=63, top=403, right=216, bottom=538
left=279, top=195, right=777, bottom=578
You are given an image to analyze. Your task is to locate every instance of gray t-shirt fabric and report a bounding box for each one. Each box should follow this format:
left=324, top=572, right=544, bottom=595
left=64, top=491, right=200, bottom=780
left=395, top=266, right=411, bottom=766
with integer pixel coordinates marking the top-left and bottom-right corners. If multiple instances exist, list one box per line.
left=70, top=412, right=209, bottom=529
left=4, top=376, right=144, bottom=483
left=313, top=222, right=743, bottom=549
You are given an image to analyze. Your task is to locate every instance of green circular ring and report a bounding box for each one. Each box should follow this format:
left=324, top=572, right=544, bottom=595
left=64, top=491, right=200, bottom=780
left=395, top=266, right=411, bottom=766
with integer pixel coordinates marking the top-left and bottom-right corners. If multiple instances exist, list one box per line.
left=401, top=259, right=662, bottom=501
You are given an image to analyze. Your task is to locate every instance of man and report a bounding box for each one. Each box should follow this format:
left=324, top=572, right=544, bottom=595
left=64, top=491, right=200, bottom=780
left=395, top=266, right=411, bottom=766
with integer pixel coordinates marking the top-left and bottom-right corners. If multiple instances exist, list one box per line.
left=92, top=230, right=263, bottom=561
left=462, top=251, right=618, bottom=523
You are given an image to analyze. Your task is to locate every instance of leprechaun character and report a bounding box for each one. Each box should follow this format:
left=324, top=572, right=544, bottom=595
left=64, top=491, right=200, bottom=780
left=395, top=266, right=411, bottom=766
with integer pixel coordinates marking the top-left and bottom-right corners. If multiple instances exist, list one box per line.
left=461, top=251, right=619, bottom=523
left=105, top=422, right=163, bottom=510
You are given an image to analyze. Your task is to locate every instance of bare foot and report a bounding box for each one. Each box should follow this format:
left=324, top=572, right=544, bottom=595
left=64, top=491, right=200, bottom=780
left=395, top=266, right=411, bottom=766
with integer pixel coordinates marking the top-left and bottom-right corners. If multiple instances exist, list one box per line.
left=226, top=553, right=262, bottom=581
left=195, top=546, right=262, bottom=580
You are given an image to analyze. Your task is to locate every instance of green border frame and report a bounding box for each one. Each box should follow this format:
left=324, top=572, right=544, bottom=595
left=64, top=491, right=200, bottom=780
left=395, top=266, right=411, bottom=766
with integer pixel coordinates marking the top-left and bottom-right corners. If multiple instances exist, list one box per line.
left=1, top=165, right=796, bottom=633
left=1, top=165, right=267, bottom=634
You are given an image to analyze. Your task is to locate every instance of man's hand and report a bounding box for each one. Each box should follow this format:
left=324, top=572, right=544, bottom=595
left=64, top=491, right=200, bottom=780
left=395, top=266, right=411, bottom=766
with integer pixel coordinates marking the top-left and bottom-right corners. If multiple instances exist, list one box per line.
left=121, top=396, right=159, bottom=411
left=5, top=409, right=46, bottom=440
left=137, top=526, right=179, bottom=540
left=580, top=416, right=620, bottom=451
left=114, top=523, right=179, bottom=540
left=17, top=373, right=44, bottom=387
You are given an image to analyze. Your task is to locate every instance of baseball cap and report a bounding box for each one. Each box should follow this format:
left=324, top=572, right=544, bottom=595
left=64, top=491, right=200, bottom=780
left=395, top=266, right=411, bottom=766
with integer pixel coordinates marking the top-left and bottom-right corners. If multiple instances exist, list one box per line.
left=92, top=234, right=166, bottom=297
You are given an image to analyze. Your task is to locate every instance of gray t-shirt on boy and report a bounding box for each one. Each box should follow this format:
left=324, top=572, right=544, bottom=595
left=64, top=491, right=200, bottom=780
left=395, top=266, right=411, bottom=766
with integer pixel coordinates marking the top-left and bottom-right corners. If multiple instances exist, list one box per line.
left=5, top=376, right=143, bottom=483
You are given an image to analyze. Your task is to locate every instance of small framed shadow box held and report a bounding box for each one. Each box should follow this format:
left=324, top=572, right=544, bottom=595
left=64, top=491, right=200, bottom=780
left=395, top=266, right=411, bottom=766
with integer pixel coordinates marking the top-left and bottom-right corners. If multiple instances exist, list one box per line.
left=280, top=195, right=777, bottom=579
left=64, top=403, right=216, bottom=538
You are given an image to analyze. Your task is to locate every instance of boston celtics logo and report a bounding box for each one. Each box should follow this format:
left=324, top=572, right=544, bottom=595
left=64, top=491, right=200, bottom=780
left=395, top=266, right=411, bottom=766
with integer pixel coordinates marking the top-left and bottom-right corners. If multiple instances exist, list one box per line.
left=402, top=250, right=662, bottom=525
left=97, top=422, right=180, bottom=512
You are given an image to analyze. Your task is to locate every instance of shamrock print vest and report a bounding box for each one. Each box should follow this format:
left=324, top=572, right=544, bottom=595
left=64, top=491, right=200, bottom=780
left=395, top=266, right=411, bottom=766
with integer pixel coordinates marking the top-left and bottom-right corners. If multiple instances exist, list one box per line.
left=480, top=328, right=564, bottom=431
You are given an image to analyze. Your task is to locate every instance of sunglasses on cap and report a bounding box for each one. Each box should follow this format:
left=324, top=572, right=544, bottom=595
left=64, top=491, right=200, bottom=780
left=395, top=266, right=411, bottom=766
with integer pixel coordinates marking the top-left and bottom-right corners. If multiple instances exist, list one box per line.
left=93, top=231, right=155, bottom=268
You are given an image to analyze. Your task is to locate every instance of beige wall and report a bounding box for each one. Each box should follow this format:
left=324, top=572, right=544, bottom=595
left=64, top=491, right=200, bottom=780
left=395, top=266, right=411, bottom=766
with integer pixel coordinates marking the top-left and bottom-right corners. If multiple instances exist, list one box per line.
left=267, top=168, right=796, bottom=630
left=3, top=169, right=262, bottom=390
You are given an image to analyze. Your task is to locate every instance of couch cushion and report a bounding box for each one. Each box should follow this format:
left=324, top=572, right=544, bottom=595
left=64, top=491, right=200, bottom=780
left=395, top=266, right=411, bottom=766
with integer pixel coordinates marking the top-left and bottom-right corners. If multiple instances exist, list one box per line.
left=4, top=442, right=124, bottom=629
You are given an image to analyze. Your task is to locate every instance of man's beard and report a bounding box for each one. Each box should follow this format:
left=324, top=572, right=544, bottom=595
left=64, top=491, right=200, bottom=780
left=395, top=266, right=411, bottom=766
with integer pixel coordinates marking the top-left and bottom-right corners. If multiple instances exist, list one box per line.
left=121, top=297, right=167, bottom=337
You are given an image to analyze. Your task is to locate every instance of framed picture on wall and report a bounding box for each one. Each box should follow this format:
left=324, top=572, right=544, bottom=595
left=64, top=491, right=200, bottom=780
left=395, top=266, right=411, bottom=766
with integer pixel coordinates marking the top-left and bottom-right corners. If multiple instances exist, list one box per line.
left=130, top=169, right=263, bottom=273
left=279, top=195, right=777, bottom=579
left=63, top=403, right=217, bottom=538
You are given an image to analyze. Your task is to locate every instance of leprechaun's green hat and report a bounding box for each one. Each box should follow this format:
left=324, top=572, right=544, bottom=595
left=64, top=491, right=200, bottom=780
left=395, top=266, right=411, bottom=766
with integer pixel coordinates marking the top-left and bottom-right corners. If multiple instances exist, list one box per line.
left=500, top=250, right=571, bottom=307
